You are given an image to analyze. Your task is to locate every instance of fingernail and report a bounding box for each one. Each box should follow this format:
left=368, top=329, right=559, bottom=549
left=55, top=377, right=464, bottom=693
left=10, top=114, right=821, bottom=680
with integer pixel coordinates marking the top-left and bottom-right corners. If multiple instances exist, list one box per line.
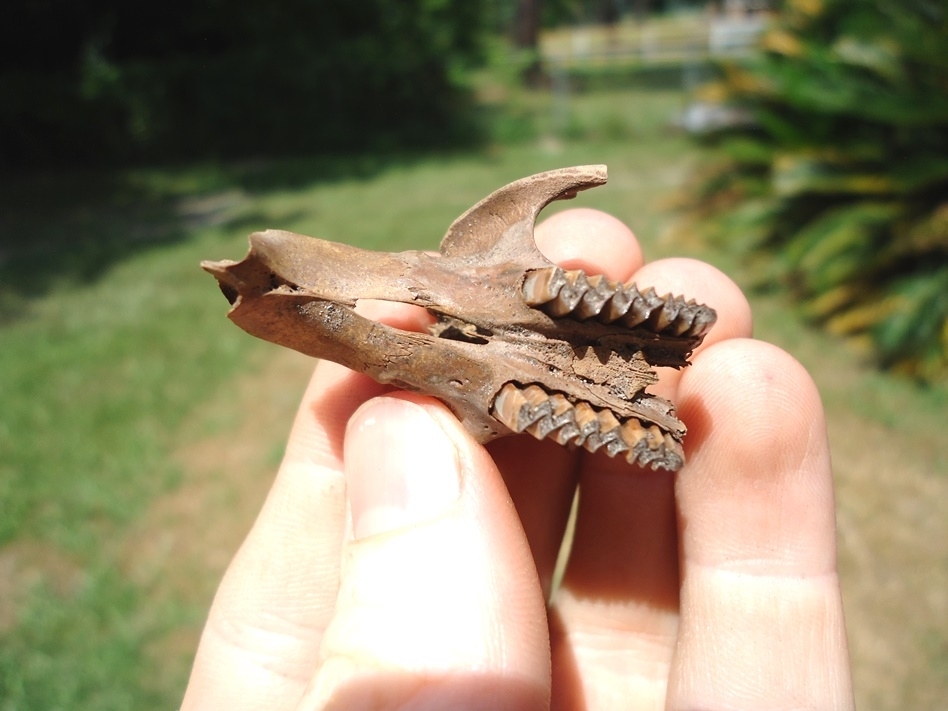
left=345, top=398, right=461, bottom=540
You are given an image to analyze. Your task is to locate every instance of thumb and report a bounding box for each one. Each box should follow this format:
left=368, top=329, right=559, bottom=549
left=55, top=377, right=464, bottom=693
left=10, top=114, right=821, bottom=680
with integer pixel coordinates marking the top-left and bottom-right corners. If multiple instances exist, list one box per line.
left=299, top=394, right=551, bottom=711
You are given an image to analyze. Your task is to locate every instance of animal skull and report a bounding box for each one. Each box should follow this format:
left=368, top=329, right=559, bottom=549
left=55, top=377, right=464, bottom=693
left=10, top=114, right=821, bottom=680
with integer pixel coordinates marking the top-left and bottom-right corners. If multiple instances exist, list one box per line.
left=202, top=165, right=715, bottom=471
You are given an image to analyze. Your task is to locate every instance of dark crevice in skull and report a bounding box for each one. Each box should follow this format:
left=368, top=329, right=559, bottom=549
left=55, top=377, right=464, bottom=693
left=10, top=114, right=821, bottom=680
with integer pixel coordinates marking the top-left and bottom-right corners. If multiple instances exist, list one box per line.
left=429, top=316, right=492, bottom=345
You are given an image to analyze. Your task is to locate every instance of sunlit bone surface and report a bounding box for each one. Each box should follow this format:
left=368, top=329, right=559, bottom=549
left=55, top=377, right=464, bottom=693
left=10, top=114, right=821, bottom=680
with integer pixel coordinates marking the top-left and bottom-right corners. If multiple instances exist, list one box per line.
left=202, top=165, right=716, bottom=470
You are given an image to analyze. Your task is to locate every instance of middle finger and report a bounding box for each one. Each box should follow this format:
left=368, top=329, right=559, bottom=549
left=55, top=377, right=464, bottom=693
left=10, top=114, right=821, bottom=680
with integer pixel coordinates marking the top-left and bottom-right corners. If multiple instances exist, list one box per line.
left=551, top=258, right=753, bottom=708
left=489, top=207, right=646, bottom=600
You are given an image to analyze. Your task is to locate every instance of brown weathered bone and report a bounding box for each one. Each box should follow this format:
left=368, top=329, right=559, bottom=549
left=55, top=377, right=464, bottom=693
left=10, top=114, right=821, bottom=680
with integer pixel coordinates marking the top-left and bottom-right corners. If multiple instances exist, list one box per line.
left=202, top=165, right=715, bottom=470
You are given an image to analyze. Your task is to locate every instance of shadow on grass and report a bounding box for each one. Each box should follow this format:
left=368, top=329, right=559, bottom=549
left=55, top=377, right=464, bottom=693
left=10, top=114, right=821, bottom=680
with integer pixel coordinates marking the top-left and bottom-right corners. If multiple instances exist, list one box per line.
left=0, top=71, right=698, bottom=325
left=0, top=149, right=443, bottom=324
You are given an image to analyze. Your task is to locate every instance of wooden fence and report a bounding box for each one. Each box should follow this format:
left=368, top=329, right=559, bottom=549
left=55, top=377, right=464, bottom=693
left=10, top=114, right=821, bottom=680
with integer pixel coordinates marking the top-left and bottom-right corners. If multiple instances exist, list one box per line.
left=541, top=13, right=767, bottom=69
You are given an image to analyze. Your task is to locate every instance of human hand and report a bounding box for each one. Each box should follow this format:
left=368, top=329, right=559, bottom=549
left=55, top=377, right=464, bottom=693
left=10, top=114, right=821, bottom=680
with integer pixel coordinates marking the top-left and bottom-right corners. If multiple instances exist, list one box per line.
left=181, top=208, right=855, bottom=710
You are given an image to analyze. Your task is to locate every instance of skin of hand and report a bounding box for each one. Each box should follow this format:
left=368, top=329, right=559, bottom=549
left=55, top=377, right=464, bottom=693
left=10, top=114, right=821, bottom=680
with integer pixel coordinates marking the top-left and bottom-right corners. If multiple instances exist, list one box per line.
left=181, top=208, right=855, bottom=711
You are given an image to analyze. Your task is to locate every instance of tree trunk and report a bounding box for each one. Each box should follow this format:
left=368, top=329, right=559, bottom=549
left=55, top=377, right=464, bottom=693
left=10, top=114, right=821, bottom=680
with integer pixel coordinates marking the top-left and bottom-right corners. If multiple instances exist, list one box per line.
left=513, top=0, right=544, bottom=86
left=513, top=0, right=542, bottom=48
left=597, top=0, right=620, bottom=25
left=633, top=0, right=650, bottom=22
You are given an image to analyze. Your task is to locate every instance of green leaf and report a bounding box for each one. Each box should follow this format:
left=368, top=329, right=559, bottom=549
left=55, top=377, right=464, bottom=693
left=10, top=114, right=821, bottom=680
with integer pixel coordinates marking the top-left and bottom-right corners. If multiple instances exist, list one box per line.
left=683, top=0, right=948, bottom=377
left=773, top=155, right=893, bottom=197
left=873, top=267, right=948, bottom=366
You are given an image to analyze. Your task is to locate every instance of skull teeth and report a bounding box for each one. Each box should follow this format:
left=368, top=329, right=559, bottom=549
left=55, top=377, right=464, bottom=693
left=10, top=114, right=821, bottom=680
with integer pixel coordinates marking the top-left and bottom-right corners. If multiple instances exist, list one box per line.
left=522, top=266, right=716, bottom=340
left=491, top=382, right=685, bottom=471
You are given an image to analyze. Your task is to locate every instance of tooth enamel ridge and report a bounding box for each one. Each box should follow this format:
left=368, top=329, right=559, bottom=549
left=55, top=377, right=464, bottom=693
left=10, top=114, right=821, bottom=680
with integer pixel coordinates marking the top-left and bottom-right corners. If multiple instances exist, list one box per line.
left=491, top=382, right=684, bottom=471
left=522, top=266, right=716, bottom=339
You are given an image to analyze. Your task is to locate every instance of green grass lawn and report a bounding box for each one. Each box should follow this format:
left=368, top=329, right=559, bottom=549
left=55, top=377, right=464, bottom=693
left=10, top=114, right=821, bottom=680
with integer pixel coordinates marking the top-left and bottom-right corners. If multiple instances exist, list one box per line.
left=1, top=85, right=945, bottom=709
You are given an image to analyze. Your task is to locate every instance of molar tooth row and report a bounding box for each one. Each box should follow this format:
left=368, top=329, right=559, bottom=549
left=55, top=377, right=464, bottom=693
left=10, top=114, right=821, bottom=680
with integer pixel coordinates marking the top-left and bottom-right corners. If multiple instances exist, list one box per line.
left=522, top=266, right=716, bottom=339
left=491, top=382, right=684, bottom=471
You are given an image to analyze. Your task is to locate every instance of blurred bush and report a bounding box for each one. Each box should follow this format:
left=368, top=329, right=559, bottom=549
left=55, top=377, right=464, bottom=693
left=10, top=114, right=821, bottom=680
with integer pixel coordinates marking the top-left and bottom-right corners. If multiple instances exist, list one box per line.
left=0, top=0, right=488, bottom=168
left=682, top=0, right=948, bottom=379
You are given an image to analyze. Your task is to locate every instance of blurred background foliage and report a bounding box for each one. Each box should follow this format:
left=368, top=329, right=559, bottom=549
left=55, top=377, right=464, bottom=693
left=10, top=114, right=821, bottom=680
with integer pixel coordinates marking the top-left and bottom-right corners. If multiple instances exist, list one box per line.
left=0, top=0, right=489, bottom=166
left=680, top=0, right=948, bottom=379
left=0, top=0, right=712, bottom=167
